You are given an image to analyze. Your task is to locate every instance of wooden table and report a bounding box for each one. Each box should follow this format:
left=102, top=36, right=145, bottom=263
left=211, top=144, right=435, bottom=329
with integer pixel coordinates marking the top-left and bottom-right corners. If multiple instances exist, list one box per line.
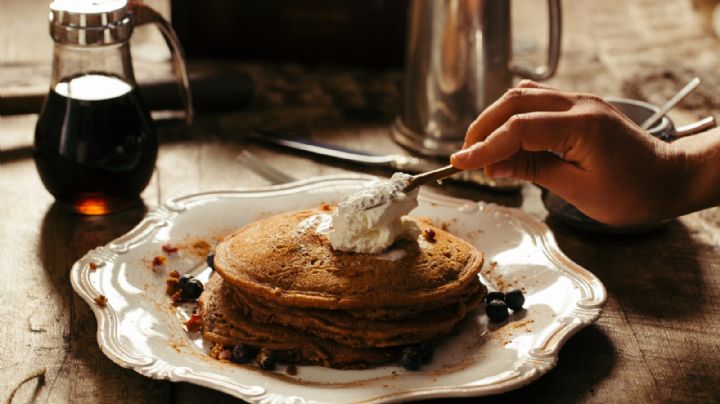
left=2, top=0, right=720, bottom=402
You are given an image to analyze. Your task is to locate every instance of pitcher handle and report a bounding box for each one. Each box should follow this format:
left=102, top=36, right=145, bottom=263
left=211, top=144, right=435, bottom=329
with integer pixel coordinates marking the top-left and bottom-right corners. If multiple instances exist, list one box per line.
left=129, top=1, right=193, bottom=123
left=510, top=0, right=562, bottom=81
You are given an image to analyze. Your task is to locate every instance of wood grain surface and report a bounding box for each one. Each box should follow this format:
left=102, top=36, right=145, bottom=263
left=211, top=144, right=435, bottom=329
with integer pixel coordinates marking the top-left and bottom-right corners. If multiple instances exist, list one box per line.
left=2, top=0, right=720, bottom=403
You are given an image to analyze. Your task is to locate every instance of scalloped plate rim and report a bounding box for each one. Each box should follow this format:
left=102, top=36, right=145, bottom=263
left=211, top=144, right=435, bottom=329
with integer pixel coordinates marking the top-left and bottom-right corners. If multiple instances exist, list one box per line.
left=70, top=173, right=607, bottom=403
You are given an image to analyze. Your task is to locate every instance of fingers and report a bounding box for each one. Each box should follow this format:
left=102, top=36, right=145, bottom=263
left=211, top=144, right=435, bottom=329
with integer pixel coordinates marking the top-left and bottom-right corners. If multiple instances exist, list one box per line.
left=463, top=87, right=573, bottom=148
left=516, top=79, right=558, bottom=91
left=452, top=111, right=579, bottom=170
left=483, top=151, right=584, bottom=195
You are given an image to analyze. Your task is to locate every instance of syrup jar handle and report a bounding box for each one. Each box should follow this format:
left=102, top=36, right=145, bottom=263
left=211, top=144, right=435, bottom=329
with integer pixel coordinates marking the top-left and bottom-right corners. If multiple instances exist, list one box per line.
left=129, top=1, right=193, bottom=123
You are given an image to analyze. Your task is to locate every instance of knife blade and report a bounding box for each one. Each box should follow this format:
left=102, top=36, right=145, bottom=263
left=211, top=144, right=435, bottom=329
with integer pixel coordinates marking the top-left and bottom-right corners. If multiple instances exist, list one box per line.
left=245, top=130, right=522, bottom=191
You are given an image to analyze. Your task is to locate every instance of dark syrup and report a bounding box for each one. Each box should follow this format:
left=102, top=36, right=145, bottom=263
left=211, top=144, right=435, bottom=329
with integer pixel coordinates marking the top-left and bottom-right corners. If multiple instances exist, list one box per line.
left=34, top=74, right=157, bottom=215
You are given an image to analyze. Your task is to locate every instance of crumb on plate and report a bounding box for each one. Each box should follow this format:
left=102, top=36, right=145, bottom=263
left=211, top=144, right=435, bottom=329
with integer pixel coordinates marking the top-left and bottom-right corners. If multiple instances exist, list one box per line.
left=94, top=295, right=108, bottom=307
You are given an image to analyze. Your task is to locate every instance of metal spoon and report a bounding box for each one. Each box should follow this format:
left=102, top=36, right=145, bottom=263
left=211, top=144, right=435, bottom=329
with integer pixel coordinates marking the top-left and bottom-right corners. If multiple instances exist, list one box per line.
left=639, top=77, right=700, bottom=130
left=403, top=164, right=461, bottom=192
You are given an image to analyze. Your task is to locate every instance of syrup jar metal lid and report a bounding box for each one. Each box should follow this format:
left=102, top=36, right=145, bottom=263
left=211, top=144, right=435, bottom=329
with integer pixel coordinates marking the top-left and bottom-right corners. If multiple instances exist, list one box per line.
left=49, top=0, right=133, bottom=45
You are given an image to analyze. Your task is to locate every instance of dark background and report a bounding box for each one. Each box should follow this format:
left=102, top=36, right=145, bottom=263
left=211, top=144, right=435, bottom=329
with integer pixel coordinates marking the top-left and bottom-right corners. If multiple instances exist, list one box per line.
left=172, top=0, right=409, bottom=67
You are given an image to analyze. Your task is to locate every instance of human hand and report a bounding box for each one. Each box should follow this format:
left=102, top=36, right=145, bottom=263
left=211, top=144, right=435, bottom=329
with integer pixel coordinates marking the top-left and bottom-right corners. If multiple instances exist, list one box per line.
left=450, top=81, right=691, bottom=226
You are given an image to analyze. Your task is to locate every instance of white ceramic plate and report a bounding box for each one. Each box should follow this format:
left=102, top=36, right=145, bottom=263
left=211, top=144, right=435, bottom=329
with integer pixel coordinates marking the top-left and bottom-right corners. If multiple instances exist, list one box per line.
left=70, top=175, right=607, bottom=403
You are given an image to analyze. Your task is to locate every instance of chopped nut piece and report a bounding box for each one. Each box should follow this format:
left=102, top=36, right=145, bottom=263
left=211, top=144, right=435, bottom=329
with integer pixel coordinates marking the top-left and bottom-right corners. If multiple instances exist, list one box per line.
left=166, top=277, right=179, bottom=296
left=170, top=290, right=183, bottom=304
left=166, top=270, right=183, bottom=296
left=422, top=228, right=436, bottom=242
left=153, top=256, right=167, bottom=266
left=162, top=244, right=179, bottom=253
left=218, top=349, right=232, bottom=362
left=184, top=312, right=202, bottom=333
left=209, top=343, right=225, bottom=359
left=94, top=295, right=108, bottom=307
left=320, top=202, right=331, bottom=211
left=89, top=262, right=98, bottom=270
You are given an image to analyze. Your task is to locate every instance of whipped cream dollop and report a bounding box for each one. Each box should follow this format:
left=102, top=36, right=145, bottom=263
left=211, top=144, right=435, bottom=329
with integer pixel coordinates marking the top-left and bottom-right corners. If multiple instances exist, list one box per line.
left=329, top=172, right=420, bottom=254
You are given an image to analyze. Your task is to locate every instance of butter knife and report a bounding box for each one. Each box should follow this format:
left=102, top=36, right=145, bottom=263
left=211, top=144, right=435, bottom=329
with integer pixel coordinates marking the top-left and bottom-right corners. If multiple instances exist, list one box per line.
left=245, top=130, right=522, bottom=191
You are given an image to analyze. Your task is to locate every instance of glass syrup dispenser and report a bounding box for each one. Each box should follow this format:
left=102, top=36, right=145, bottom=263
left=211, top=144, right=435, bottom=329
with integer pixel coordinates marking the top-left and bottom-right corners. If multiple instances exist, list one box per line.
left=34, top=0, right=192, bottom=215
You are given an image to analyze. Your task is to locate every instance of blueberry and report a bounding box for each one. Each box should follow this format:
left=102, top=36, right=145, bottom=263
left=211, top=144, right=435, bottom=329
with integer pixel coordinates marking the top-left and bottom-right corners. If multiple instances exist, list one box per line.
left=486, top=299, right=509, bottom=323
left=231, top=344, right=256, bottom=363
left=256, top=349, right=278, bottom=370
left=505, top=289, right=525, bottom=311
left=419, top=342, right=434, bottom=364
left=178, top=274, right=192, bottom=289
left=207, top=253, right=215, bottom=270
left=182, top=278, right=204, bottom=300
left=485, top=291, right=505, bottom=305
left=401, top=346, right=422, bottom=371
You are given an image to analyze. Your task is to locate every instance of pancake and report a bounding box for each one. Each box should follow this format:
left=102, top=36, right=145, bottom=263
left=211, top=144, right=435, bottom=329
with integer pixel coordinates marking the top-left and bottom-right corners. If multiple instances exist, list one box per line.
left=199, top=274, right=401, bottom=369
left=214, top=208, right=484, bottom=310
left=229, top=277, right=485, bottom=348
left=201, top=206, right=487, bottom=369
left=336, top=275, right=482, bottom=321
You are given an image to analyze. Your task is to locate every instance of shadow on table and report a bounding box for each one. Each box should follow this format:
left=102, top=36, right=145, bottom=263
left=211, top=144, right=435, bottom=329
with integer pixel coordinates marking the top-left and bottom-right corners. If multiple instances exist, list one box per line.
left=37, top=202, right=172, bottom=401
left=546, top=216, right=707, bottom=319
left=425, top=325, right=615, bottom=404
left=39, top=201, right=147, bottom=271
left=542, top=216, right=717, bottom=401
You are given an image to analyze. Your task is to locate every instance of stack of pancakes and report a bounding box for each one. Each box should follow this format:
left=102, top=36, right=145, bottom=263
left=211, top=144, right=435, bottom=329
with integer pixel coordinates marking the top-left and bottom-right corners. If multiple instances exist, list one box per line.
left=199, top=207, right=486, bottom=369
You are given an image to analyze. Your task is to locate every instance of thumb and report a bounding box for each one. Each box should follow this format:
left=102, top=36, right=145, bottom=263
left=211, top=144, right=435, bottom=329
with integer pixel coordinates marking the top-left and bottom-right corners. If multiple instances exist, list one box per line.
left=485, top=151, right=584, bottom=194
left=516, top=79, right=558, bottom=91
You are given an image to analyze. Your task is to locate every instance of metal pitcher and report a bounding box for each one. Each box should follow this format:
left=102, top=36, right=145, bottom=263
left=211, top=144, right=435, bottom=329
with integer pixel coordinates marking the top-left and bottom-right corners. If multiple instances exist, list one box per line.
left=393, top=0, right=562, bottom=157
